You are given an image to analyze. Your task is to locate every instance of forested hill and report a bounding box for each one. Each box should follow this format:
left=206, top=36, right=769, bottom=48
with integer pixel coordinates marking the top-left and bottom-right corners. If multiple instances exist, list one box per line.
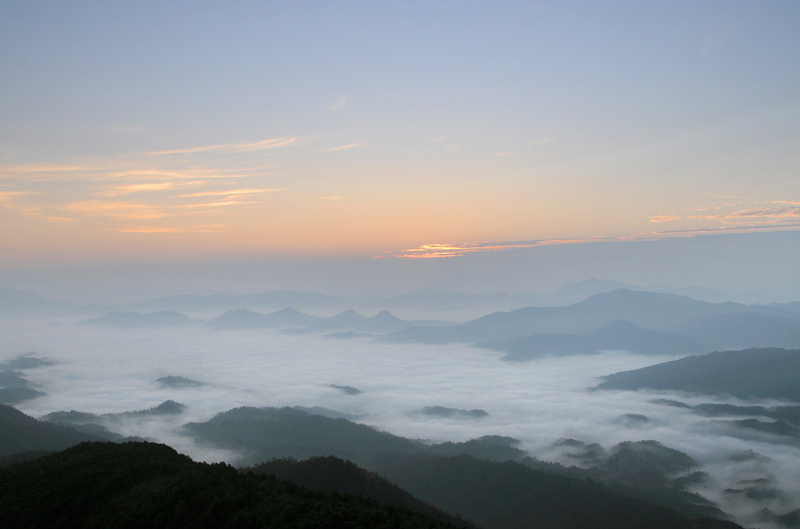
left=0, top=441, right=465, bottom=529
left=249, top=456, right=479, bottom=528
left=596, top=348, right=800, bottom=400
left=0, top=404, right=104, bottom=458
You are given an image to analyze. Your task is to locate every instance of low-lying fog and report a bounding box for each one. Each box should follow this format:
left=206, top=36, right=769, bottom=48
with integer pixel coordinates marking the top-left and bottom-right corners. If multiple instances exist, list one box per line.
left=4, top=317, right=800, bottom=527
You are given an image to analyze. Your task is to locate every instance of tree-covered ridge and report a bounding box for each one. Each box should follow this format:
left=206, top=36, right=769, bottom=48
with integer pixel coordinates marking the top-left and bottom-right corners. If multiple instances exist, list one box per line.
left=182, top=406, right=424, bottom=467
left=596, top=348, right=800, bottom=401
left=0, top=441, right=464, bottom=529
left=370, top=454, right=740, bottom=529
left=249, top=456, right=478, bottom=528
left=0, top=404, right=104, bottom=457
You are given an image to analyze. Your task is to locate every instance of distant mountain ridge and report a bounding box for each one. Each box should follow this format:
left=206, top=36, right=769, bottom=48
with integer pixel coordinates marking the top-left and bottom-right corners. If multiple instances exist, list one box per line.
left=79, top=311, right=196, bottom=329
left=205, top=307, right=319, bottom=329
left=596, top=348, right=800, bottom=401
left=386, top=289, right=800, bottom=354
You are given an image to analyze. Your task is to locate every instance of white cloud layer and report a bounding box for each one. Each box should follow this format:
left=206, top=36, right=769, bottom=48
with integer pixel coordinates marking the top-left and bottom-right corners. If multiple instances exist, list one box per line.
left=2, top=319, right=799, bottom=527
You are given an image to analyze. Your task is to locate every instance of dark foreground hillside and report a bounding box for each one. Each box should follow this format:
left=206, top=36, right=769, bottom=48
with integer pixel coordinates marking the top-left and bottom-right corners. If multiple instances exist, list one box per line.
left=0, top=442, right=463, bottom=529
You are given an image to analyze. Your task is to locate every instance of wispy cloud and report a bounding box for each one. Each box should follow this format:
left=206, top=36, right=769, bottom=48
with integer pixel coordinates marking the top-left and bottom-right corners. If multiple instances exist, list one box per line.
left=330, top=95, right=347, bottom=111
left=321, top=141, right=364, bottom=153
left=0, top=134, right=305, bottom=231
left=112, top=225, right=228, bottom=233
left=323, top=195, right=344, bottom=201
left=433, top=135, right=447, bottom=142
left=177, top=188, right=283, bottom=198
left=394, top=238, right=618, bottom=259
left=62, top=200, right=166, bottom=220
left=177, top=200, right=258, bottom=209
left=649, top=215, right=681, bottom=223
left=0, top=190, right=31, bottom=201
left=707, top=205, right=800, bottom=219
left=96, top=182, right=183, bottom=197
left=654, top=222, right=800, bottom=236
left=495, top=152, right=519, bottom=157
left=149, top=137, right=299, bottom=156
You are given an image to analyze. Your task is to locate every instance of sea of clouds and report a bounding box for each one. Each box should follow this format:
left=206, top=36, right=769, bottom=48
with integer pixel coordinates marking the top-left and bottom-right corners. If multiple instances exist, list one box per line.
left=3, top=317, right=799, bottom=528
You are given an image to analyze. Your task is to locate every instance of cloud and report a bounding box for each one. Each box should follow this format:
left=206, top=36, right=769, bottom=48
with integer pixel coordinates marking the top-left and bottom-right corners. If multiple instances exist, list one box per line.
left=495, top=152, right=519, bottom=157
left=321, top=141, right=364, bottom=152
left=654, top=223, right=800, bottom=236
left=433, top=135, right=447, bottom=142
left=709, top=205, right=800, bottom=219
left=177, top=200, right=258, bottom=209
left=112, top=225, right=228, bottom=234
left=96, top=182, right=181, bottom=197
left=177, top=188, right=283, bottom=198
left=0, top=190, right=31, bottom=201
left=396, top=238, right=619, bottom=259
left=649, top=215, right=681, bottom=223
left=323, top=196, right=344, bottom=201
left=61, top=200, right=166, bottom=220
left=149, top=137, right=299, bottom=156
left=330, top=95, right=347, bottom=111
left=0, top=164, right=88, bottom=178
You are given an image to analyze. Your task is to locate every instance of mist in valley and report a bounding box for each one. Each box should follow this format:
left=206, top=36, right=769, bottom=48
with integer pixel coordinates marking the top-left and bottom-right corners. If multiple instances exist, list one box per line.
left=3, top=296, right=800, bottom=529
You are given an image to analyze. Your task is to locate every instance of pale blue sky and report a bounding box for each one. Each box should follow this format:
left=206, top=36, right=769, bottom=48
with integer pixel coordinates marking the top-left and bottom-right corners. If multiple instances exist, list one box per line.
left=1, top=1, right=799, bottom=268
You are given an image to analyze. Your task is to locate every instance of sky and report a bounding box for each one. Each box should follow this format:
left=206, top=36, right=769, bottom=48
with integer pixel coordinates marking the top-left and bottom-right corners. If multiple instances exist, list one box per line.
left=1, top=1, right=799, bottom=295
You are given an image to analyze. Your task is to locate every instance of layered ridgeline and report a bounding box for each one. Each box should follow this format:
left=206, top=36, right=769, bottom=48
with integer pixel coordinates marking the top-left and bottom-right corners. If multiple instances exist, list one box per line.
left=0, top=442, right=464, bottom=529
left=72, top=289, right=800, bottom=356
left=1, top=404, right=744, bottom=529
left=386, top=289, right=800, bottom=358
left=596, top=348, right=800, bottom=401
left=0, top=354, right=54, bottom=405
left=597, top=348, right=800, bottom=444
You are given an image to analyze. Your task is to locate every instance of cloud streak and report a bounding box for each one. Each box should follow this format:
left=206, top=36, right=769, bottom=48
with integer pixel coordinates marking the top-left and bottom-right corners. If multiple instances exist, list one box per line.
left=149, top=137, right=299, bottom=156
left=321, top=141, right=364, bottom=152
left=330, top=95, right=347, bottom=111
left=395, top=238, right=619, bottom=259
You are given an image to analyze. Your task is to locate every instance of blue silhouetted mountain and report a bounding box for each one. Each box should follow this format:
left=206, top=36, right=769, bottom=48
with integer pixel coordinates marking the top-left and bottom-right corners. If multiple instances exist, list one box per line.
left=417, top=406, right=489, bottom=420
left=308, top=309, right=410, bottom=333
left=386, top=289, right=800, bottom=351
left=1, top=354, right=55, bottom=371
left=41, top=400, right=187, bottom=440
left=0, top=364, right=46, bottom=405
left=79, top=311, right=195, bottom=328
left=155, top=375, right=208, bottom=388
left=485, top=320, right=708, bottom=361
left=182, top=406, right=423, bottom=468
left=0, top=287, right=109, bottom=317
left=126, top=290, right=344, bottom=312
left=0, top=404, right=105, bottom=457
left=672, top=312, right=800, bottom=350
left=596, top=348, right=800, bottom=401
left=205, top=307, right=319, bottom=329
left=0, top=370, right=45, bottom=405
left=550, top=279, right=645, bottom=304
left=384, top=289, right=548, bottom=311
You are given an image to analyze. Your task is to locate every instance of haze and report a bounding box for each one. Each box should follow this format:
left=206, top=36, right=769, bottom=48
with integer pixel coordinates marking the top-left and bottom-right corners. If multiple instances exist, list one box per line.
left=2, top=3, right=800, bottom=529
